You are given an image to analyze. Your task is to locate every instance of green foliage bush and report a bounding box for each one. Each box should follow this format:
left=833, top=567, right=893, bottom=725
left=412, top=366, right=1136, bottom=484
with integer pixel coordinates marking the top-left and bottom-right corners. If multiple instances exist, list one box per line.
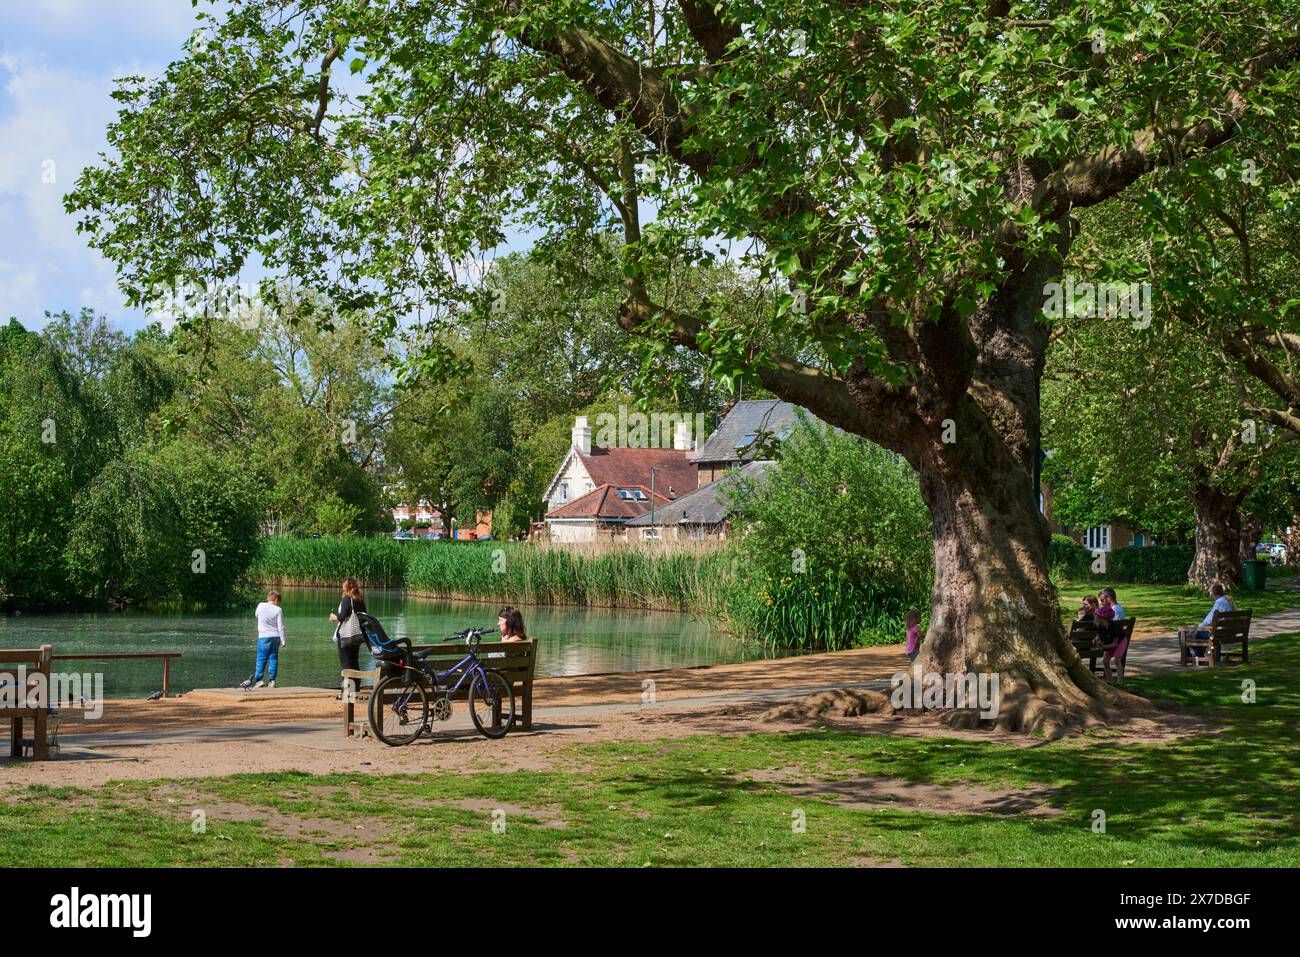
left=722, top=420, right=933, bottom=650
left=1107, top=544, right=1196, bottom=584
left=1049, top=533, right=1194, bottom=585
left=64, top=456, right=188, bottom=605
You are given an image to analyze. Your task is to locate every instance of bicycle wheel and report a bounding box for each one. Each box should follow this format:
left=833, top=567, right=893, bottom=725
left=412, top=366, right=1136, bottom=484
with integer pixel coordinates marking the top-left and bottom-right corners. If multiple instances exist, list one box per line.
left=468, top=668, right=516, bottom=739
left=368, top=674, right=430, bottom=746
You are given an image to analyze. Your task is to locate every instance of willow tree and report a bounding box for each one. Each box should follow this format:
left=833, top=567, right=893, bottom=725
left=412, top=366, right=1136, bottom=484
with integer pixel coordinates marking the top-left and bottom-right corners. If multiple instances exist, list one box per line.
left=69, top=1, right=1300, bottom=733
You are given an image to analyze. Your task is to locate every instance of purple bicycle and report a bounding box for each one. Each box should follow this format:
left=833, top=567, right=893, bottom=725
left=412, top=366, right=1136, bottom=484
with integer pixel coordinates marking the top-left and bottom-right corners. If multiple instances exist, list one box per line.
left=366, top=626, right=516, bottom=745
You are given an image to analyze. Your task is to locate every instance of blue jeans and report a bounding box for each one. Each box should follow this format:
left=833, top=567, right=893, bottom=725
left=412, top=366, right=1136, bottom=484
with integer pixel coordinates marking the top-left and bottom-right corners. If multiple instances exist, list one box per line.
left=254, top=636, right=280, bottom=681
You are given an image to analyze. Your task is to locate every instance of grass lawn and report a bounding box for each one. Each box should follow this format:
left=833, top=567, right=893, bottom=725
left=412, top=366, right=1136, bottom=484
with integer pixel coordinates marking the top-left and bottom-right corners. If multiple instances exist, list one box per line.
left=2, top=635, right=1297, bottom=867
left=1055, top=580, right=1299, bottom=633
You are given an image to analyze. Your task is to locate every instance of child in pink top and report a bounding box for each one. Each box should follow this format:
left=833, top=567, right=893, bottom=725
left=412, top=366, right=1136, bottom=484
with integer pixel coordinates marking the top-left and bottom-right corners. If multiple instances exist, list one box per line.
left=904, top=610, right=922, bottom=664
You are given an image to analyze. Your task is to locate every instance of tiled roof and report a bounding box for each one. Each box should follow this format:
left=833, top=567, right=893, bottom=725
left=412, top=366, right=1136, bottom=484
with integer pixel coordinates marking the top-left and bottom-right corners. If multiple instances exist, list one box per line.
left=546, top=484, right=673, bottom=521
left=690, top=399, right=805, bottom=464
left=627, top=460, right=774, bottom=526
left=576, top=446, right=697, bottom=498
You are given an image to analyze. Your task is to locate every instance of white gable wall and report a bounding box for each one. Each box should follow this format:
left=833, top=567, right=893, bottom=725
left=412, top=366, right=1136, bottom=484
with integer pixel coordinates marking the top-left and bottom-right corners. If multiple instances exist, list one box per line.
left=543, top=450, right=596, bottom=513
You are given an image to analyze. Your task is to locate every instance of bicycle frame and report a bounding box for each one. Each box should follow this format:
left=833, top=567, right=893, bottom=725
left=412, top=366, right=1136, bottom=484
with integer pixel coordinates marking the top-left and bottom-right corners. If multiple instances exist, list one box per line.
left=389, top=644, right=498, bottom=712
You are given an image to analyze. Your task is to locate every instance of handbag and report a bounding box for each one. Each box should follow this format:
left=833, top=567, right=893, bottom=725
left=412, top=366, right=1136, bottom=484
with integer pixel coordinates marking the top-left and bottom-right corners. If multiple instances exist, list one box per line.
left=336, top=605, right=363, bottom=648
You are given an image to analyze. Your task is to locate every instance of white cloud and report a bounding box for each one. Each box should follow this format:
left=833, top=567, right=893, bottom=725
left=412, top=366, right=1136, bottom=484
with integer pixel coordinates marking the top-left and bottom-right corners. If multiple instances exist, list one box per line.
left=0, top=4, right=209, bottom=330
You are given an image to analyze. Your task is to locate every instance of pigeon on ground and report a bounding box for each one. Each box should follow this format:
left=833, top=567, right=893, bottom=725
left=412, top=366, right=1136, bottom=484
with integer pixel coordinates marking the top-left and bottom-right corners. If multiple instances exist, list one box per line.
left=146, top=690, right=164, bottom=701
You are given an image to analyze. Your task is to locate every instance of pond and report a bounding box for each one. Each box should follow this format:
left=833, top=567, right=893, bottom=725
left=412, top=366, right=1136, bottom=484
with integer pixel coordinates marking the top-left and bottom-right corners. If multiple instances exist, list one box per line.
left=0, top=587, right=795, bottom=697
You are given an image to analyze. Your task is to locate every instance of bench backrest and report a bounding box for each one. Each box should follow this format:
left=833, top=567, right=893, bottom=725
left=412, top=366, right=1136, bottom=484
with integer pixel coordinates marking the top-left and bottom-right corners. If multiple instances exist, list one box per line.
left=0, top=645, right=52, bottom=714
left=1210, top=609, right=1252, bottom=645
left=1068, top=619, right=1099, bottom=640
left=393, top=639, right=536, bottom=701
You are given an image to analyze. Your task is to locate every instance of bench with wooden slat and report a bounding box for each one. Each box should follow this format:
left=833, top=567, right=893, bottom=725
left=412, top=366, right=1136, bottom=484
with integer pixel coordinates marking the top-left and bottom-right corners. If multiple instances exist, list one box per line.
left=343, top=639, right=536, bottom=738
left=1, top=645, right=53, bottom=760
left=1180, top=608, right=1252, bottom=667
left=1069, top=617, right=1134, bottom=674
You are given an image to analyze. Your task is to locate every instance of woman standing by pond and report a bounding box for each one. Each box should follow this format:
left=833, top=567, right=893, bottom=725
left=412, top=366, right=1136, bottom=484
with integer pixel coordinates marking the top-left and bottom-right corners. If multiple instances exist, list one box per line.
left=331, top=577, right=367, bottom=700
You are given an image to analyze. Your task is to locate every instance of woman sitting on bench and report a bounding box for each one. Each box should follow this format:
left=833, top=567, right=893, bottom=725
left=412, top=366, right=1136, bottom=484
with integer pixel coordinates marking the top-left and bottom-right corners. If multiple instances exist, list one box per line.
left=497, top=606, right=528, bottom=642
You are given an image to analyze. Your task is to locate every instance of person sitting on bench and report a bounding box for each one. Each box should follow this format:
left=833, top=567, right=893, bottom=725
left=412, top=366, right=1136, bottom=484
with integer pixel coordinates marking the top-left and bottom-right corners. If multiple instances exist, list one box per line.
left=1180, top=583, right=1235, bottom=658
left=1096, top=588, right=1128, bottom=684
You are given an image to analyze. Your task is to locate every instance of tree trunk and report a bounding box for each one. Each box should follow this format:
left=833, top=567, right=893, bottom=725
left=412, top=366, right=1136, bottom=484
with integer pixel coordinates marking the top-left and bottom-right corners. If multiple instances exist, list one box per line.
left=909, top=416, right=1139, bottom=736
left=1283, top=522, right=1300, bottom=569
left=890, top=259, right=1151, bottom=736
left=1239, top=513, right=1263, bottom=564
left=1188, top=484, right=1243, bottom=591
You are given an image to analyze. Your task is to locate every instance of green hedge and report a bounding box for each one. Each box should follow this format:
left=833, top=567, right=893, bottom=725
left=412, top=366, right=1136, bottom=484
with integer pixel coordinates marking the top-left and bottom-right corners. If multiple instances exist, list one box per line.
left=1048, top=534, right=1194, bottom=584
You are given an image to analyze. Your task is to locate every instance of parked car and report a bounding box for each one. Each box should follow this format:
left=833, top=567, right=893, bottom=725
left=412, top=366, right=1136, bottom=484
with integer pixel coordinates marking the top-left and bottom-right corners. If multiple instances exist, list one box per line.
left=1256, top=543, right=1287, bottom=565
left=424, top=531, right=444, bottom=540
left=393, top=530, right=417, bottom=540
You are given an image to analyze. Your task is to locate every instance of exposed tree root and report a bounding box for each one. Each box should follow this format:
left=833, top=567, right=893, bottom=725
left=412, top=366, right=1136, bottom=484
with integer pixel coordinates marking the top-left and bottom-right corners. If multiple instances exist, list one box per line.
left=937, top=670, right=1160, bottom=739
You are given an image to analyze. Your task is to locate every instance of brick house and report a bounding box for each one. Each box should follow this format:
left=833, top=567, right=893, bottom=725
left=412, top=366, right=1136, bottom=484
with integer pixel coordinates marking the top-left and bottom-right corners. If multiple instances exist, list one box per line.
left=541, top=416, right=698, bottom=541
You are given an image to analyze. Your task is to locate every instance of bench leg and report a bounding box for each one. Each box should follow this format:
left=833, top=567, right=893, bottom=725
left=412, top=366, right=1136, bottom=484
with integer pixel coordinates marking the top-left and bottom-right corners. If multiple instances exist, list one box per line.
left=34, top=710, right=47, bottom=760
left=522, top=684, right=533, bottom=730
left=343, top=695, right=354, bottom=738
left=9, top=717, right=19, bottom=758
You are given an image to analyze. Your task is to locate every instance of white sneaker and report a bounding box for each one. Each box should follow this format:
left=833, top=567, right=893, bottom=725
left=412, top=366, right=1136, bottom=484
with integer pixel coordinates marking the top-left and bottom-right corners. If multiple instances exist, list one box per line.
left=255, top=680, right=265, bottom=688
left=267, top=680, right=276, bottom=689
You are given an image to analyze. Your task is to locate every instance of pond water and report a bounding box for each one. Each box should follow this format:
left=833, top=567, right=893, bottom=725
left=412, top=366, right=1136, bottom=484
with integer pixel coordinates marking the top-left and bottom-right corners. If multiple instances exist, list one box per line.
left=0, top=588, right=794, bottom=697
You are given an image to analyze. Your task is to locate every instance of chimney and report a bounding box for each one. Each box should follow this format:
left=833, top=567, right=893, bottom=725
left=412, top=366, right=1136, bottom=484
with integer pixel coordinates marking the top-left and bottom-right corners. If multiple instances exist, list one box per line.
left=673, top=419, right=693, bottom=451
left=572, top=415, right=592, bottom=454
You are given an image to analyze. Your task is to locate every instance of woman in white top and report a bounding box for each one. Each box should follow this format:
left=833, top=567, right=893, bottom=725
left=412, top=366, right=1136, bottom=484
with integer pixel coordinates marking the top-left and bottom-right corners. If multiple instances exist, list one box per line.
left=252, top=591, right=286, bottom=688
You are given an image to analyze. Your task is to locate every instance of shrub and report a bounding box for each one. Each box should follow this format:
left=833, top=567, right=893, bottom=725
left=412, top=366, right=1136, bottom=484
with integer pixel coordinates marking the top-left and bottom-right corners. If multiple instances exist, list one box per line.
left=722, top=419, right=932, bottom=650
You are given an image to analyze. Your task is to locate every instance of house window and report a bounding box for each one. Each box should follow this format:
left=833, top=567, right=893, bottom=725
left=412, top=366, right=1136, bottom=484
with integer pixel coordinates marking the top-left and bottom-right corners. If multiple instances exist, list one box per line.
left=1084, top=525, right=1111, bottom=551
left=616, top=488, right=633, bottom=500
left=688, top=525, right=706, bottom=541
left=560, top=482, right=568, bottom=502
left=641, top=527, right=661, bottom=540
left=1134, top=533, right=1145, bottom=547
left=633, top=489, right=648, bottom=501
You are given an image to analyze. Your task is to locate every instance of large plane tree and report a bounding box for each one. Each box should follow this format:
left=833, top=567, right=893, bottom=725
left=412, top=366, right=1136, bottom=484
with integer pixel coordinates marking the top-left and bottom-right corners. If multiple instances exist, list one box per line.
left=69, top=1, right=1300, bottom=734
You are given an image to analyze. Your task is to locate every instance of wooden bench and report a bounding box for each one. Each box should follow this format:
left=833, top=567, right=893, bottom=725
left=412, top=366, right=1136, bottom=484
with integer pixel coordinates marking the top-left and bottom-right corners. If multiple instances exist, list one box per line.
left=343, top=639, right=536, bottom=738
left=1, top=645, right=52, bottom=760
left=1179, top=609, right=1252, bottom=667
left=1069, top=617, right=1135, bottom=674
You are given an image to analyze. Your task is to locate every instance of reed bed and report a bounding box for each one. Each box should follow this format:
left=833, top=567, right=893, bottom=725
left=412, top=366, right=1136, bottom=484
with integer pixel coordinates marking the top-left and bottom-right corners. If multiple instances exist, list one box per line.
left=249, top=537, right=731, bottom=611
left=248, top=537, right=412, bottom=589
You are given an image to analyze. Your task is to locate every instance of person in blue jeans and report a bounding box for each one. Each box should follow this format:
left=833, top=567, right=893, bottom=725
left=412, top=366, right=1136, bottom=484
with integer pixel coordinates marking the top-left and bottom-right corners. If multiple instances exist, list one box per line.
left=252, top=591, right=287, bottom=688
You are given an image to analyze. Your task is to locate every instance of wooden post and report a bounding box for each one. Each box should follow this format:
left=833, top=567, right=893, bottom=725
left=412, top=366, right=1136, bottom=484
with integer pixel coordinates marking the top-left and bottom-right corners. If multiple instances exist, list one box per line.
left=163, top=655, right=171, bottom=698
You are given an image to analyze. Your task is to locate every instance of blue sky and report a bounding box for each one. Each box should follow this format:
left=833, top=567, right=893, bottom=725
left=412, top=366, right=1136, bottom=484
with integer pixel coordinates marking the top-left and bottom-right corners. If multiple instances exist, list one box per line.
left=0, top=2, right=674, bottom=338
left=0, top=1, right=212, bottom=333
